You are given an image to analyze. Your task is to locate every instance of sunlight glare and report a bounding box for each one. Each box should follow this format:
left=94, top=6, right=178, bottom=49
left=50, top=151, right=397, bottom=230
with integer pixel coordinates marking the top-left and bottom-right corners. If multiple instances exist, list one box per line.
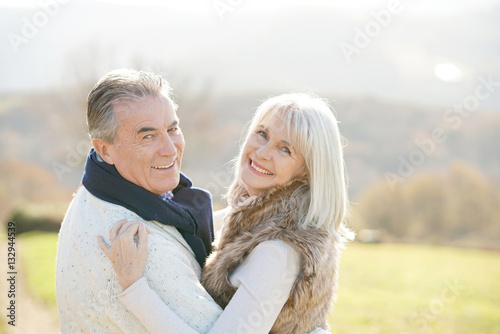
left=434, top=63, right=462, bottom=82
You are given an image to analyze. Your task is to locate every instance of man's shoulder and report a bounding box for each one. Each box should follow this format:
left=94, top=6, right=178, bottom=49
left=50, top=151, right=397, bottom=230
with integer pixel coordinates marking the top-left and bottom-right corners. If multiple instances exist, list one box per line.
left=61, top=186, right=145, bottom=236
left=64, top=186, right=188, bottom=243
left=61, top=186, right=198, bottom=264
left=74, top=186, right=137, bottom=213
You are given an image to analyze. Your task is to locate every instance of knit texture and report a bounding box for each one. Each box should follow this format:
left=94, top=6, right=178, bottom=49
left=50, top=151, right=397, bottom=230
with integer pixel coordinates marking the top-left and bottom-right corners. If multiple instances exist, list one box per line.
left=56, top=186, right=222, bottom=333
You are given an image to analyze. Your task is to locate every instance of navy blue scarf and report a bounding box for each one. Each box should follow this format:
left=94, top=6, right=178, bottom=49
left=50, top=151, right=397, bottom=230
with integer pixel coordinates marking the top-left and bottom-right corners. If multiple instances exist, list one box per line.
left=82, top=149, right=214, bottom=268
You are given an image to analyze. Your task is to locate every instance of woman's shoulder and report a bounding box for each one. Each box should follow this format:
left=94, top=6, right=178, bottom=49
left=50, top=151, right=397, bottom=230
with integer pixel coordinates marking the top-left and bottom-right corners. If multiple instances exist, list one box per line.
left=247, top=239, right=303, bottom=270
left=229, top=239, right=302, bottom=289
left=254, top=239, right=299, bottom=254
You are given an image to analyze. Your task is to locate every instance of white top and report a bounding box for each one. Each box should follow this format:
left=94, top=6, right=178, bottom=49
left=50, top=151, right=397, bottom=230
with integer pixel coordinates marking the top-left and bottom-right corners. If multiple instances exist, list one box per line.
left=118, top=240, right=305, bottom=333
left=56, top=186, right=222, bottom=333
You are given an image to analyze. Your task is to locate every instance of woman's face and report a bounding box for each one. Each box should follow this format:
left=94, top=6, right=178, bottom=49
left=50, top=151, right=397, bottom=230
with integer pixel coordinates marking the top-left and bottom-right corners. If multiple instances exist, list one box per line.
left=239, top=115, right=306, bottom=196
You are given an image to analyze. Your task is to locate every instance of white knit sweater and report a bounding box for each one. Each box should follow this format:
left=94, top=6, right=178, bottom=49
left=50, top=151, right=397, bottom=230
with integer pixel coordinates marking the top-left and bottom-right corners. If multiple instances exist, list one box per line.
left=55, top=186, right=222, bottom=333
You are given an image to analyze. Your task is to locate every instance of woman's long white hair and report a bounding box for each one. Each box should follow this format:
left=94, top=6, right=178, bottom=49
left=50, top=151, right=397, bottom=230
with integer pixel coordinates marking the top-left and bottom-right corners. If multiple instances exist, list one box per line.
left=227, top=93, right=354, bottom=245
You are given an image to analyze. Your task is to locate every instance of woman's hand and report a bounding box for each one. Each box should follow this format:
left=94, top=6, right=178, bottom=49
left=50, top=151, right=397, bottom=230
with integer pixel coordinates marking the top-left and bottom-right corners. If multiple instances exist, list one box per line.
left=97, top=219, right=150, bottom=291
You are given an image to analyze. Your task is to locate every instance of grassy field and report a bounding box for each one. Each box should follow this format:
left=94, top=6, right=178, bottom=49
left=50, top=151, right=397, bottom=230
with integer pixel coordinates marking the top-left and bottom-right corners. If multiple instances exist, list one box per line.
left=16, top=232, right=500, bottom=333
left=329, top=243, right=500, bottom=334
left=18, top=231, right=59, bottom=309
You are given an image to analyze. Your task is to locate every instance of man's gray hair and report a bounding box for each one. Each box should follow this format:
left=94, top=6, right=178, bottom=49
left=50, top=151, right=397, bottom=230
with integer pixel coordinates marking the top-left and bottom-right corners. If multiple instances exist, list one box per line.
left=87, top=69, right=177, bottom=143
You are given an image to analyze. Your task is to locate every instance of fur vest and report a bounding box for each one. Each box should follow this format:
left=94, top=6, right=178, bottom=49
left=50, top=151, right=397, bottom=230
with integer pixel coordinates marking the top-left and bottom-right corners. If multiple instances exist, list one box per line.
left=201, top=179, right=340, bottom=334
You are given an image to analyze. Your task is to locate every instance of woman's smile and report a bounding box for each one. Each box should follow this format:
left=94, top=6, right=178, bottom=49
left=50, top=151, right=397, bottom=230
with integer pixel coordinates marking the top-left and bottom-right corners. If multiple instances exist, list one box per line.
left=249, top=159, right=273, bottom=175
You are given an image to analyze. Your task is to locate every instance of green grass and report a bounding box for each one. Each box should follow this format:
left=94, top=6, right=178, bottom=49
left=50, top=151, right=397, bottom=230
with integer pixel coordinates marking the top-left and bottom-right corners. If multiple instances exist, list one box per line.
left=329, top=243, right=500, bottom=334
left=18, top=231, right=59, bottom=309
left=16, top=233, right=500, bottom=333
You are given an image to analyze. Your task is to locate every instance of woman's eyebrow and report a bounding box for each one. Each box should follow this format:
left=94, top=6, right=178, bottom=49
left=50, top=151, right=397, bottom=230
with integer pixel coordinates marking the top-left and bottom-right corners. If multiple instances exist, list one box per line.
left=258, top=124, right=292, bottom=146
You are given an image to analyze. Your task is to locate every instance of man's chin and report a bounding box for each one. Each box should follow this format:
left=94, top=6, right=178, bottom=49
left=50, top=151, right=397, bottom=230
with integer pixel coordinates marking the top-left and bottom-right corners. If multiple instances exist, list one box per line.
left=154, top=176, right=180, bottom=194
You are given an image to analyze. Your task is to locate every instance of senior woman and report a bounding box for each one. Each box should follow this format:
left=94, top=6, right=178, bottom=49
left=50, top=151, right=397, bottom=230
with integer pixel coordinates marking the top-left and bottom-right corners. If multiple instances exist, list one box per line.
left=99, top=93, right=354, bottom=333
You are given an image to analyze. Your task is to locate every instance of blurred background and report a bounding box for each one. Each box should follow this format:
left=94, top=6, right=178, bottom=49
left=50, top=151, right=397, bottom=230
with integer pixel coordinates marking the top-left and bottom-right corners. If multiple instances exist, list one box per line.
left=0, top=0, right=499, bottom=333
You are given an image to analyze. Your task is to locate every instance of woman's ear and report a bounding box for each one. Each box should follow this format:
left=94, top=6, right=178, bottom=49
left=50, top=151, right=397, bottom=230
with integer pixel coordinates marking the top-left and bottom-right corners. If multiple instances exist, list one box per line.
left=295, top=169, right=308, bottom=181
left=92, top=138, right=114, bottom=165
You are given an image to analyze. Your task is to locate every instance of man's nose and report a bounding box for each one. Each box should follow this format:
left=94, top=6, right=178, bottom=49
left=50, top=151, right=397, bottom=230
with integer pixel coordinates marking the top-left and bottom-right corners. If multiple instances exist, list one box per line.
left=159, top=133, right=176, bottom=156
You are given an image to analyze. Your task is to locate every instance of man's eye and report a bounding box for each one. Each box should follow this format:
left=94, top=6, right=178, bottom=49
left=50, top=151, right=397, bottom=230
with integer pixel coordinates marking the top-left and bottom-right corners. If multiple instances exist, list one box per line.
left=143, top=134, right=153, bottom=139
left=168, top=127, right=180, bottom=133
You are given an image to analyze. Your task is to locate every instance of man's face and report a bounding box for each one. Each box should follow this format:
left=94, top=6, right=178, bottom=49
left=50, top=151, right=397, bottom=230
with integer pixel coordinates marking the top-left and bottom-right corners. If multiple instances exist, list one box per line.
left=96, top=95, right=184, bottom=195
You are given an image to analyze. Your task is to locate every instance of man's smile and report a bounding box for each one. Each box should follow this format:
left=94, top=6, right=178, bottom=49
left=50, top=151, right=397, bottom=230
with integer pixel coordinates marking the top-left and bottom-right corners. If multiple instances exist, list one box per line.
left=152, top=160, right=175, bottom=169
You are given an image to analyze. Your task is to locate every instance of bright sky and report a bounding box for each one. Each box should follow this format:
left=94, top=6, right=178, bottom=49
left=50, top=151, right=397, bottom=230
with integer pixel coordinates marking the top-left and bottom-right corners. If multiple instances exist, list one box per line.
left=1, top=0, right=498, bottom=106
left=1, top=0, right=499, bottom=11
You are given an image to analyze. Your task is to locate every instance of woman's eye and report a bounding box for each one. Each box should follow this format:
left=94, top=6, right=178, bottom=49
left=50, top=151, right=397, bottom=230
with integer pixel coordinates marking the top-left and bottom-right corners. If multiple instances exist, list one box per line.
left=256, top=130, right=267, bottom=139
left=281, top=147, right=291, bottom=155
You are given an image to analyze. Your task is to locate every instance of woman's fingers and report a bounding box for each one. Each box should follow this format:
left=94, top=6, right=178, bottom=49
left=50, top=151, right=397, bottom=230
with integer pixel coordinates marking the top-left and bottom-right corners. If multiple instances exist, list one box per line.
left=107, top=219, right=148, bottom=246
left=137, top=223, right=149, bottom=251
left=99, top=220, right=150, bottom=291
left=102, top=221, right=144, bottom=261
left=109, top=219, right=128, bottom=242
left=109, top=220, right=144, bottom=241
left=116, top=221, right=145, bottom=245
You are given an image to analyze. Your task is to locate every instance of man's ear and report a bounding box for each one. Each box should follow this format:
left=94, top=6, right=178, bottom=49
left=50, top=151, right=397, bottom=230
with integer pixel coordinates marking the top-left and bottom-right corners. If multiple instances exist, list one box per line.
left=92, top=138, right=114, bottom=165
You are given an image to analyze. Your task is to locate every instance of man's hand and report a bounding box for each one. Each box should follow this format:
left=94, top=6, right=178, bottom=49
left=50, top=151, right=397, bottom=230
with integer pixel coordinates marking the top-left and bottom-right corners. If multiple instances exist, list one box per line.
left=97, top=219, right=150, bottom=291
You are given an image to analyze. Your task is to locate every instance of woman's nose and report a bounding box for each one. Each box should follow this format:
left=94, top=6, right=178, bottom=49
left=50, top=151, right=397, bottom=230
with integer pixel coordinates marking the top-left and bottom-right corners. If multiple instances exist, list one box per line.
left=256, top=143, right=271, bottom=160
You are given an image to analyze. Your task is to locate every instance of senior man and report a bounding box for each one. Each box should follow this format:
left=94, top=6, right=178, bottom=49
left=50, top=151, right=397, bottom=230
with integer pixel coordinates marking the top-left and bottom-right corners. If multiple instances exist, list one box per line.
left=56, top=69, right=222, bottom=333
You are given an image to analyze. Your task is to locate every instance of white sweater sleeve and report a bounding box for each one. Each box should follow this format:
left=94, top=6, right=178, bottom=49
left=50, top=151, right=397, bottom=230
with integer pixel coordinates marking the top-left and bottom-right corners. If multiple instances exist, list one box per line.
left=118, top=240, right=302, bottom=334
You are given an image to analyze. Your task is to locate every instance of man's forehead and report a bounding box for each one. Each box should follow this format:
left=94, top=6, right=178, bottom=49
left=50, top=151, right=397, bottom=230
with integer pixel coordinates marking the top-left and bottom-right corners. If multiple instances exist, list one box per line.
left=113, top=94, right=173, bottom=111
left=113, top=95, right=177, bottom=123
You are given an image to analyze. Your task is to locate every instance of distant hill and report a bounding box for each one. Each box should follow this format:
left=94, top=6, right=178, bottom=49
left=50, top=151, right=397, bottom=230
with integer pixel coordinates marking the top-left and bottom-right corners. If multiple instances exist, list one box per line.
left=1, top=88, right=498, bottom=202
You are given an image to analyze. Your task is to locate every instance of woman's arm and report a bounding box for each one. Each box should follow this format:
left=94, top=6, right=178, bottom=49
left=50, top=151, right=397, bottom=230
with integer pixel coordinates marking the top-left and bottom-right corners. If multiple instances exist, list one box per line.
left=98, top=221, right=303, bottom=333
left=210, top=239, right=301, bottom=331
left=117, top=277, right=202, bottom=333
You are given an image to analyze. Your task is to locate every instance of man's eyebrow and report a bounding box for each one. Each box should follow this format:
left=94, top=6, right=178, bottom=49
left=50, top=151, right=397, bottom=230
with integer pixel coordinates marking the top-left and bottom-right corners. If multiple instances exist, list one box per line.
left=137, top=120, right=179, bottom=134
left=137, top=126, right=156, bottom=134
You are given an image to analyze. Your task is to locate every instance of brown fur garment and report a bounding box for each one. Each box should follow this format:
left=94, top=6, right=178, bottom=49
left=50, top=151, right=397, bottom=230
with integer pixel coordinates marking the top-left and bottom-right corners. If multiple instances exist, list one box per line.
left=202, top=179, right=340, bottom=334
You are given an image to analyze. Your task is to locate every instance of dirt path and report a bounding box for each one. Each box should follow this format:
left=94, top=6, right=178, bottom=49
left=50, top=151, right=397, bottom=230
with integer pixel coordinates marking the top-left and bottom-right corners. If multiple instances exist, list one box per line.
left=0, top=240, right=60, bottom=334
